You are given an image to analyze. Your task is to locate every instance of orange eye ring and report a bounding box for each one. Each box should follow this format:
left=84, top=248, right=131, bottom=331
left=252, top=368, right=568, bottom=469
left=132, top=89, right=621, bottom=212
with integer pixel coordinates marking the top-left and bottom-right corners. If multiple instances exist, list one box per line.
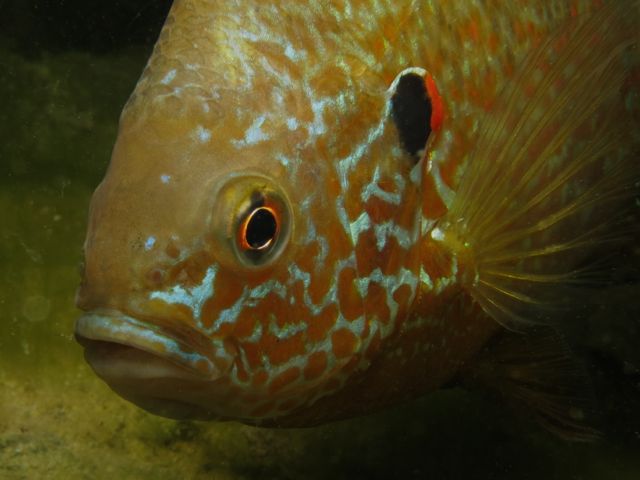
left=238, top=205, right=280, bottom=251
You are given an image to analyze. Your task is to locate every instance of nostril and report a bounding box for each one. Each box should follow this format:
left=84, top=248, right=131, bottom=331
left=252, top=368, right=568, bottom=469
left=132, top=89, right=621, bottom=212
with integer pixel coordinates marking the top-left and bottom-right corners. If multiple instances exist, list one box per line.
left=146, top=267, right=166, bottom=287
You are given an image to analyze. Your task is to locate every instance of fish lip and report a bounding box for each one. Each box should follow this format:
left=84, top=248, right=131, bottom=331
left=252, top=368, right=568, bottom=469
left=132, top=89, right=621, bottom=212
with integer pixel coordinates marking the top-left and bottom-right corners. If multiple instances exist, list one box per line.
left=75, top=310, right=223, bottom=382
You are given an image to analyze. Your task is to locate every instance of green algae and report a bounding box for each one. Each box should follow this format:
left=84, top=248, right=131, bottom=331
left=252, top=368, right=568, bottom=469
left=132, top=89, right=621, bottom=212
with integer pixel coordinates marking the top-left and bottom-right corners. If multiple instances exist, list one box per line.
left=1, top=8, right=640, bottom=480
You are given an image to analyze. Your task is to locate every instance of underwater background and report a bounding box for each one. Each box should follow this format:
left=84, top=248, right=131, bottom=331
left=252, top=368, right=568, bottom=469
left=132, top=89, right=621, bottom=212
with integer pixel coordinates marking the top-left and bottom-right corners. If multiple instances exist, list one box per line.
left=1, top=1, right=639, bottom=478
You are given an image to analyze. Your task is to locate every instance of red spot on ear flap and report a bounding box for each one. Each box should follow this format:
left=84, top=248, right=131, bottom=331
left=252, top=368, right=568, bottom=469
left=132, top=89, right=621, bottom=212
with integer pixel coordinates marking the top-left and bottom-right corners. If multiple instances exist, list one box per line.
left=425, top=74, right=444, bottom=133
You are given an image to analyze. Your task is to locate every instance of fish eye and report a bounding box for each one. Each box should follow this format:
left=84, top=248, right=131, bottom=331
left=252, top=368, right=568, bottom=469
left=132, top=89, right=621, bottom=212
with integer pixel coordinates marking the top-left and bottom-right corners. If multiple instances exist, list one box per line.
left=210, top=174, right=292, bottom=269
left=234, top=193, right=289, bottom=267
left=239, top=205, right=279, bottom=251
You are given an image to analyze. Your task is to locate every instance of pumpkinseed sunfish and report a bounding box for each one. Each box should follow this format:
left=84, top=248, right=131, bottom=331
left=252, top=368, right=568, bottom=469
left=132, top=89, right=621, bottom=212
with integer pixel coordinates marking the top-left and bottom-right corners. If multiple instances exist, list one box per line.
left=74, top=0, right=640, bottom=437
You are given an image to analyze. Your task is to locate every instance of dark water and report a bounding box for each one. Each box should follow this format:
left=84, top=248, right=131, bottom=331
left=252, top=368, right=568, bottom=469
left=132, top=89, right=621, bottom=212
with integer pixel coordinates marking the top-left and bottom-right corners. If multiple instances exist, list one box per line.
left=1, top=1, right=640, bottom=478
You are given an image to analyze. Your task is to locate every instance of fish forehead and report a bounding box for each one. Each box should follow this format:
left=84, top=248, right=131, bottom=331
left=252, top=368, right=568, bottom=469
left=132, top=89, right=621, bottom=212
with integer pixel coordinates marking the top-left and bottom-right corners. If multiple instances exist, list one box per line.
left=121, top=0, right=597, bottom=204
left=127, top=0, right=590, bottom=125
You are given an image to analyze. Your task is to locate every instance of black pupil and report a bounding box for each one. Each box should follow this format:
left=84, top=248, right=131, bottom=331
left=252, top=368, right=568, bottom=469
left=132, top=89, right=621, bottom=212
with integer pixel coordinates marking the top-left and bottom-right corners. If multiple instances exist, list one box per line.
left=245, top=208, right=277, bottom=249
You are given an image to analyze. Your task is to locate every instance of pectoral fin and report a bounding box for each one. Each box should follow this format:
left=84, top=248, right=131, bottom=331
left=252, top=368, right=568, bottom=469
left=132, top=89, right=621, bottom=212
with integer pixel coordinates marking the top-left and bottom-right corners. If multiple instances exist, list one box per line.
left=462, top=328, right=599, bottom=442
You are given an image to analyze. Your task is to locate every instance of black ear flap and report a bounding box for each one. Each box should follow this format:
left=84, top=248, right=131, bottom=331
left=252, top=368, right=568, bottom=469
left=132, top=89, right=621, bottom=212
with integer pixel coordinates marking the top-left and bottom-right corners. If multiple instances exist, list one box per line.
left=390, top=68, right=441, bottom=162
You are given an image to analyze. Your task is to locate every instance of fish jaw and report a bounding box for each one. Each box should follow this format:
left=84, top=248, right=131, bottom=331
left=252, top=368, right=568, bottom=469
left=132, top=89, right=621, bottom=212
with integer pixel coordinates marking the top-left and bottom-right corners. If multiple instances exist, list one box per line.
left=74, top=310, right=235, bottom=420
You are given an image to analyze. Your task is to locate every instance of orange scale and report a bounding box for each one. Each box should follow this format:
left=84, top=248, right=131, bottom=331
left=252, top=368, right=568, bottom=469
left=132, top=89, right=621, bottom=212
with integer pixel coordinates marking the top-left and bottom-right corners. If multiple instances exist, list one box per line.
left=354, top=231, right=381, bottom=277
left=348, top=99, right=379, bottom=131
left=392, top=284, right=414, bottom=318
left=252, top=42, right=298, bottom=77
left=331, top=328, right=360, bottom=359
left=268, top=366, right=301, bottom=394
left=233, top=309, right=258, bottom=338
left=335, top=141, right=353, bottom=160
left=285, top=281, right=307, bottom=312
left=421, top=173, right=448, bottom=219
left=526, top=21, right=538, bottom=39
left=165, top=264, right=187, bottom=286
left=192, top=251, right=216, bottom=276
left=295, top=243, right=319, bottom=274
left=194, top=358, right=211, bottom=376
left=283, top=90, right=309, bottom=123
left=447, top=84, right=463, bottom=103
left=288, top=303, right=313, bottom=333
left=303, top=350, right=328, bottom=381
left=145, top=300, right=192, bottom=326
left=395, top=195, right=420, bottom=231
left=381, top=17, right=397, bottom=43
left=326, top=223, right=353, bottom=258
left=308, top=268, right=333, bottom=305
left=260, top=293, right=289, bottom=328
left=512, top=19, right=526, bottom=42
left=207, top=273, right=245, bottom=311
left=165, top=242, right=181, bottom=259
left=200, top=297, right=220, bottom=328
left=364, top=196, right=397, bottom=224
left=420, top=241, right=454, bottom=281
left=244, top=269, right=286, bottom=288
left=265, top=331, right=306, bottom=366
left=343, top=189, right=366, bottom=224
left=211, top=319, right=235, bottom=338
left=144, top=267, right=165, bottom=289
left=172, top=252, right=210, bottom=288
left=375, top=174, right=399, bottom=194
left=467, top=19, right=480, bottom=43
left=314, top=136, right=330, bottom=162
left=309, top=65, right=348, bottom=97
left=251, top=370, right=269, bottom=388
left=371, top=36, right=385, bottom=58
left=240, top=341, right=263, bottom=370
left=487, top=32, right=499, bottom=54
left=364, top=282, right=391, bottom=324
left=337, top=267, right=364, bottom=321
left=379, top=236, right=406, bottom=276
left=235, top=359, right=250, bottom=383
left=306, top=304, right=338, bottom=343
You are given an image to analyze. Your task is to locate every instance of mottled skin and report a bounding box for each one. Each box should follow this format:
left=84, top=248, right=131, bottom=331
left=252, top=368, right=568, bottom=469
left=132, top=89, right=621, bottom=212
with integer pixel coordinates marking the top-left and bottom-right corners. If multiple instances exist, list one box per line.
left=75, top=0, right=638, bottom=425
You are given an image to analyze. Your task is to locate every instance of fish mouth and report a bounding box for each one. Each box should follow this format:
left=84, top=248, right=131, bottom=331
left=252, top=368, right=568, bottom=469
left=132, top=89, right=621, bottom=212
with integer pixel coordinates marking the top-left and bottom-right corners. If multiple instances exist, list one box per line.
left=75, top=310, right=226, bottom=383
left=75, top=310, right=233, bottom=419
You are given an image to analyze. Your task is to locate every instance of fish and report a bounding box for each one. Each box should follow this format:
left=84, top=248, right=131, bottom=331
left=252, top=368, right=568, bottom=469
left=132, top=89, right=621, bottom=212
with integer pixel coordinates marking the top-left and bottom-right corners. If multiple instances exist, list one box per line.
left=74, top=0, right=640, bottom=438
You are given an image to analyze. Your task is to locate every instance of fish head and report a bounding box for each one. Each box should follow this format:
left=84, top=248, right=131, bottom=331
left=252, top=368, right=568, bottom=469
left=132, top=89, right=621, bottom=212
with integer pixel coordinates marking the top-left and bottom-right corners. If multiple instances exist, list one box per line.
left=75, top=1, right=426, bottom=423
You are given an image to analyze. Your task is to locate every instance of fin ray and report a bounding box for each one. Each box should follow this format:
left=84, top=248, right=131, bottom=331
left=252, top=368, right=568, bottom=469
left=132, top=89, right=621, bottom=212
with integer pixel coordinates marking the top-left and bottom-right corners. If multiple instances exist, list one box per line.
left=437, top=2, right=640, bottom=328
left=460, top=329, right=600, bottom=441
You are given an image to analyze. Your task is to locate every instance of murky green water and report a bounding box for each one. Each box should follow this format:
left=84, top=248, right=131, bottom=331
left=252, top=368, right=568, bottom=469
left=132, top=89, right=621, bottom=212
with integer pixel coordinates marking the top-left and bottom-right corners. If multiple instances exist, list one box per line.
left=2, top=2, right=640, bottom=479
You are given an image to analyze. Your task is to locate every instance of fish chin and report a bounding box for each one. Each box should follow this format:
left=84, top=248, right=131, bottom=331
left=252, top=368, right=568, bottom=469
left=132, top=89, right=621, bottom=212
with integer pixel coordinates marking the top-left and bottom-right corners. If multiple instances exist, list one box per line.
left=80, top=339, right=222, bottom=419
left=75, top=311, right=232, bottom=420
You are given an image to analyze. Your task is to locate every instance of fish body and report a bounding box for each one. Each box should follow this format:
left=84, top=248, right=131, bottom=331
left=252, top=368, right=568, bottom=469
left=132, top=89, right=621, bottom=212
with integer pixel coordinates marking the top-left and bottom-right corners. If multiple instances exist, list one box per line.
left=75, top=0, right=640, bottom=428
